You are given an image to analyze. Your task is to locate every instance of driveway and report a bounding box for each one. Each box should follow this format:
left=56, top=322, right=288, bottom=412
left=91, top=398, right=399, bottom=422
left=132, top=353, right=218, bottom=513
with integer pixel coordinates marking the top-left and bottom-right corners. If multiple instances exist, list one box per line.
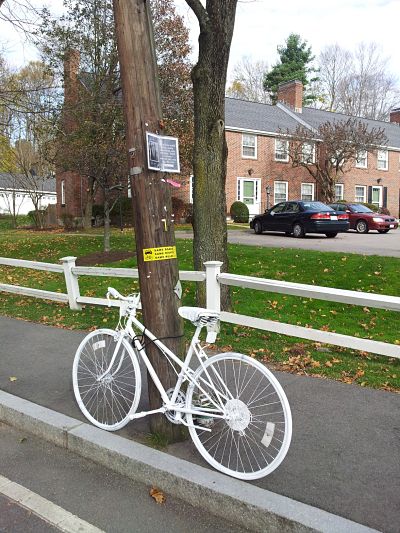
left=177, top=228, right=400, bottom=257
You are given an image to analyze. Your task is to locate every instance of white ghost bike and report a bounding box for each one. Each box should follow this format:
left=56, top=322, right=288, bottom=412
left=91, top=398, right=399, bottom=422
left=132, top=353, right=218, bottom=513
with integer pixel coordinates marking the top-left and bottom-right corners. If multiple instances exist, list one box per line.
left=72, top=287, right=292, bottom=480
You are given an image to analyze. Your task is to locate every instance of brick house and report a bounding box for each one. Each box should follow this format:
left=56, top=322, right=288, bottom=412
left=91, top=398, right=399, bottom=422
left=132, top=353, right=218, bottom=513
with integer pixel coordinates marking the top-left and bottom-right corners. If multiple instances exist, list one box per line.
left=58, top=68, right=400, bottom=222
left=221, top=81, right=400, bottom=218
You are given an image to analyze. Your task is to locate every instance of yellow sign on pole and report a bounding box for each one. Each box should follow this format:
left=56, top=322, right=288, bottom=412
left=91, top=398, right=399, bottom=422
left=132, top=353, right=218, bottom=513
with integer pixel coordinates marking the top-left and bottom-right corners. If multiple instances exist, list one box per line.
left=143, top=246, right=177, bottom=262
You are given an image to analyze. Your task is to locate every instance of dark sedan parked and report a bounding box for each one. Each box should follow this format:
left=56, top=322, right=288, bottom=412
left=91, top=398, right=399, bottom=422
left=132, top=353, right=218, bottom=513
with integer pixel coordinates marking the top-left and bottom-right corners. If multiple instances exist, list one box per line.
left=328, top=203, right=398, bottom=233
left=250, top=201, right=349, bottom=238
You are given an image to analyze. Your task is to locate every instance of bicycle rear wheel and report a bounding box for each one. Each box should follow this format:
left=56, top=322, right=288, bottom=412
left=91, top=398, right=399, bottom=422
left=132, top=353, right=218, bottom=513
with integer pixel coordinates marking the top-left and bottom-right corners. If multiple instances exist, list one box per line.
left=186, top=352, right=292, bottom=480
left=72, top=329, right=141, bottom=431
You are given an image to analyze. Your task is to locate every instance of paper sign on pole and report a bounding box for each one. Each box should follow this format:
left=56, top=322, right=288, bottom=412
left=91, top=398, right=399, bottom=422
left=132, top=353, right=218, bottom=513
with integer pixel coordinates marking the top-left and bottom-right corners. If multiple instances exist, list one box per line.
left=146, top=132, right=180, bottom=173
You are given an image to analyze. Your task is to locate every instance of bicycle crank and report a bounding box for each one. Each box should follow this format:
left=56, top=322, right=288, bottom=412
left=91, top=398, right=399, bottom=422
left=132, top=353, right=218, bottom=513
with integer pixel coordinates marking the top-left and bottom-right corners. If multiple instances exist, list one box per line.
left=164, top=389, right=186, bottom=424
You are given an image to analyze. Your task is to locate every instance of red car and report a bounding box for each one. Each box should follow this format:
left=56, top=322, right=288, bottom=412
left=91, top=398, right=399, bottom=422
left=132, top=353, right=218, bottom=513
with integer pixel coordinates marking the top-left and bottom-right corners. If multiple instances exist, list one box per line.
left=328, top=203, right=398, bottom=233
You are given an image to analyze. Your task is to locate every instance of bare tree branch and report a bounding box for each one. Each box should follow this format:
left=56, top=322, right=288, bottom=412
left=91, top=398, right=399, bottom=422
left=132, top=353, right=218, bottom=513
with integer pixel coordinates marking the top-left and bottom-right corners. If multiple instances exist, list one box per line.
left=184, top=0, right=209, bottom=32
left=279, top=119, right=387, bottom=202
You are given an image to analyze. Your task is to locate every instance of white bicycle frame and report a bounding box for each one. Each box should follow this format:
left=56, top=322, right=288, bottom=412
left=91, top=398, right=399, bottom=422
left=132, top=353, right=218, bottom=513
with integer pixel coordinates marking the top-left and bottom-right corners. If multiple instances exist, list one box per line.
left=100, top=296, right=232, bottom=430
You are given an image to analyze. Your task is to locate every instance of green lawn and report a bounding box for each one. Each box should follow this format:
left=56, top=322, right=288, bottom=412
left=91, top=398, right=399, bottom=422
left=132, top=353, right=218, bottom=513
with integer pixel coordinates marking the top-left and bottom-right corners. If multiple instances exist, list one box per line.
left=0, top=228, right=399, bottom=391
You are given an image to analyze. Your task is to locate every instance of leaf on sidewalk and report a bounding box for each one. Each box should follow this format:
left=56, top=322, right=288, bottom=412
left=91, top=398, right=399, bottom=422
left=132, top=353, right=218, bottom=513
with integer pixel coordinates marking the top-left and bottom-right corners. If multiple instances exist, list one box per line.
left=150, top=487, right=166, bottom=504
left=9, top=376, right=17, bottom=382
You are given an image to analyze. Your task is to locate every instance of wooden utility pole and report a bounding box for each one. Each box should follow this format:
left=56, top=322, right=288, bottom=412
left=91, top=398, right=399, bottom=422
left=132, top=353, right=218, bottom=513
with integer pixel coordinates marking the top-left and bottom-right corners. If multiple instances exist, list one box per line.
left=113, top=0, right=184, bottom=441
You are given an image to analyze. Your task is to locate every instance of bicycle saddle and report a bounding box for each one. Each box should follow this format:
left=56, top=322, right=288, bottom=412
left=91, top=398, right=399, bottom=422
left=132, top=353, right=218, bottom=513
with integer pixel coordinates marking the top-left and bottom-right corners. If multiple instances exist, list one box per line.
left=178, top=306, right=220, bottom=327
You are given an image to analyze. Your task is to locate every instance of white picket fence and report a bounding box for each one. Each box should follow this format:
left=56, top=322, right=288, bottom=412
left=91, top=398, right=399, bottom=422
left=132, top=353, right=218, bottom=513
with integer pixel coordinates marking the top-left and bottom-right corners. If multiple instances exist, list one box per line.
left=1, top=256, right=400, bottom=360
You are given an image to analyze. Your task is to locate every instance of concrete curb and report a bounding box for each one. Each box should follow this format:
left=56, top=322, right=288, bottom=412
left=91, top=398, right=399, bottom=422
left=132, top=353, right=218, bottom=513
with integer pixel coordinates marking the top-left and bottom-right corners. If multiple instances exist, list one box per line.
left=0, top=391, right=379, bottom=533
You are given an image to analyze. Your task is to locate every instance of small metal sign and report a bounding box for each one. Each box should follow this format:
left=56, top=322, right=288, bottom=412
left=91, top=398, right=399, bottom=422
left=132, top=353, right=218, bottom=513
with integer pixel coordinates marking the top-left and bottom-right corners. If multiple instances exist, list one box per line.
left=143, top=246, right=177, bottom=262
left=146, top=132, right=180, bottom=173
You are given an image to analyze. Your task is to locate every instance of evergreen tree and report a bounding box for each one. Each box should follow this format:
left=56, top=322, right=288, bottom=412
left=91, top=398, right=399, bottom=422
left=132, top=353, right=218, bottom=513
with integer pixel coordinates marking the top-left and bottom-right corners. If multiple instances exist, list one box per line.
left=264, top=33, right=318, bottom=105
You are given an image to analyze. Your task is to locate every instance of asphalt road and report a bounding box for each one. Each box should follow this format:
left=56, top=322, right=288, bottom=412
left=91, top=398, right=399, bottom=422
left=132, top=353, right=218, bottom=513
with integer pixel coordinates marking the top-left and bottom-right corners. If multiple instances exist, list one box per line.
left=1, top=317, right=399, bottom=532
left=0, top=424, right=246, bottom=533
left=177, top=228, right=400, bottom=257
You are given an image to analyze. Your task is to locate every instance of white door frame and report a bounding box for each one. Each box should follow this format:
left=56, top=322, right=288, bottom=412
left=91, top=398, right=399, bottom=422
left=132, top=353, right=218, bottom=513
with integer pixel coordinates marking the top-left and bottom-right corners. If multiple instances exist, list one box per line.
left=237, top=177, right=261, bottom=216
left=371, top=185, right=383, bottom=207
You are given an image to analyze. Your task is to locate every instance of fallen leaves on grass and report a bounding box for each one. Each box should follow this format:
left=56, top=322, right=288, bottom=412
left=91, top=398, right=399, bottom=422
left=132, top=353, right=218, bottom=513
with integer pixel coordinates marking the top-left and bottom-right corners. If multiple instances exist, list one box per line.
left=281, top=355, right=321, bottom=373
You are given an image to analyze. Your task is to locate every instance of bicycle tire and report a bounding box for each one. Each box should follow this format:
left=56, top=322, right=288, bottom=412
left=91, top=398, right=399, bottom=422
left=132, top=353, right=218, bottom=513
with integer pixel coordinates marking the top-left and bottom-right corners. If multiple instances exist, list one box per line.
left=72, top=328, right=141, bottom=431
left=186, top=352, right=292, bottom=480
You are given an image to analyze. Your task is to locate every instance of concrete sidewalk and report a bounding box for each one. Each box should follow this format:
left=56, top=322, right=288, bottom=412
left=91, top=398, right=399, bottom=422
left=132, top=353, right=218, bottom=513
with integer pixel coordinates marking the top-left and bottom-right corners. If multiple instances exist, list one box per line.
left=0, top=316, right=399, bottom=532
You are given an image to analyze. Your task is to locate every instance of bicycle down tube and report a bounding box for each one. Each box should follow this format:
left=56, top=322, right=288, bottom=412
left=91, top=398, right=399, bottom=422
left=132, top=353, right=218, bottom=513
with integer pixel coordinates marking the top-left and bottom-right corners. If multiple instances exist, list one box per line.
left=125, top=314, right=227, bottom=421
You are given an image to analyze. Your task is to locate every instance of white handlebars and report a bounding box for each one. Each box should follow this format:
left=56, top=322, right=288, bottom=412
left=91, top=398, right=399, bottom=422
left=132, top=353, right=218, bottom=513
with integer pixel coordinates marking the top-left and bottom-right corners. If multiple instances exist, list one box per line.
left=106, top=287, right=141, bottom=310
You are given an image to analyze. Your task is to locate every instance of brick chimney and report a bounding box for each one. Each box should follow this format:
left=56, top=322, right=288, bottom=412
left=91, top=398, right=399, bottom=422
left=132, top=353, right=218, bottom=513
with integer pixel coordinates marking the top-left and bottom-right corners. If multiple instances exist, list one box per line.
left=277, top=80, right=303, bottom=113
left=63, top=49, right=80, bottom=134
left=389, top=108, right=400, bottom=124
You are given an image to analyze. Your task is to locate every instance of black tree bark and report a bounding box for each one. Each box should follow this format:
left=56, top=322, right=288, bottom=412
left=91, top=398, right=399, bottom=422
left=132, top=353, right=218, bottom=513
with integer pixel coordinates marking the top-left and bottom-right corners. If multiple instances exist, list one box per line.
left=186, top=0, right=238, bottom=309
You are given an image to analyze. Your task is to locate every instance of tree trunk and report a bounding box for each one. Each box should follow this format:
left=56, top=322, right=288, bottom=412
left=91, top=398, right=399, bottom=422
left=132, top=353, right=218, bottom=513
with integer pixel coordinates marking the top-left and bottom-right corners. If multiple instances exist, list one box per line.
left=11, top=193, right=17, bottom=228
left=83, top=188, right=94, bottom=230
left=189, top=1, right=238, bottom=310
left=103, top=196, right=111, bottom=252
left=113, top=0, right=184, bottom=442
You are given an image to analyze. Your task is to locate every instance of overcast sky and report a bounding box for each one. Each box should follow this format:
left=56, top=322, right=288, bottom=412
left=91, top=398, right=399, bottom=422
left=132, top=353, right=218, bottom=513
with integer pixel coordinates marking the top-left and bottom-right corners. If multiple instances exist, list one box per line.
left=1, top=0, right=399, bottom=84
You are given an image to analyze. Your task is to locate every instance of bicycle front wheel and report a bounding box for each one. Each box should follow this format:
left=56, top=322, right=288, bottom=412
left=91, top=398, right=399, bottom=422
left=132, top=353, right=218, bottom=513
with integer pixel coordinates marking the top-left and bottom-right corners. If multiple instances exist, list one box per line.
left=186, top=353, right=292, bottom=480
left=72, top=329, right=141, bottom=431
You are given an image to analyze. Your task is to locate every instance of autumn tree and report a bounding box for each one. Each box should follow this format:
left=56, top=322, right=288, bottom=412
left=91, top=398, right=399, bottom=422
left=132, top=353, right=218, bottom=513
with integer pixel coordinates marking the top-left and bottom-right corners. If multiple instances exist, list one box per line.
left=36, top=0, right=126, bottom=245
left=0, top=135, right=21, bottom=226
left=5, top=139, right=54, bottom=228
left=152, top=0, right=193, bottom=176
left=316, top=44, right=352, bottom=112
left=317, top=42, right=399, bottom=121
left=281, top=119, right=387, bottom=203
left=185, top=0, right=238, bottom=308
left=226, top=56, right=270, bottom=104
left=264, top=33, right=319, bottom=105
left=0, top=54, right=14, bottom=136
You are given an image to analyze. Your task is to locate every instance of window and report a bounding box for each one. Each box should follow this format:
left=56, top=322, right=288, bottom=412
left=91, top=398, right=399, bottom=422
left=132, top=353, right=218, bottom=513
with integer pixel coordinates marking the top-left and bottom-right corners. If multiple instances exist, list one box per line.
left=377, top=150, right=388, bottom=170
left=356, top=150, right=368, bottom=169
left=335, top=184, right=344, bottom=200
left=189, top=175, right=193, bottom=203
left=301, top=183, right=314, bottom=201
left=274, top=181, right=288, bottom=203
left=355, top=185, right=366, bottom=203
left=270, top=203, right=286, bottom=214
left=286, top=202, right=300, bottom=213
left=275, top=139, right=289, bottom=162
left=61, top=179, right=65, bottom=205
left=242, top=134, right=257, bottom=158
left=301, top=142, right=315, bottom=164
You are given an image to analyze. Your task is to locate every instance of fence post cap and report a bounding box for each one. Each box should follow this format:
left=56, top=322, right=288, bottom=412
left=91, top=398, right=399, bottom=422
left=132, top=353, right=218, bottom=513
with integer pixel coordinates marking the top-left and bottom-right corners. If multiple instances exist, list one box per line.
left=60, top=256, right=77, bottom=263
left=204, top=261, right=224, bottom=267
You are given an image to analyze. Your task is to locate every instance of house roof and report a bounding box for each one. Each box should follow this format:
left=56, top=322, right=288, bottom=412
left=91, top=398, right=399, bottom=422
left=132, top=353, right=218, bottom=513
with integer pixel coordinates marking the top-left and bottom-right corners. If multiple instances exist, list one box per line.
left=0, top=173, right=56, bottom=193
left=225, top=97, right=400, bottom=149
left=225, top=98, right=299, bottom=134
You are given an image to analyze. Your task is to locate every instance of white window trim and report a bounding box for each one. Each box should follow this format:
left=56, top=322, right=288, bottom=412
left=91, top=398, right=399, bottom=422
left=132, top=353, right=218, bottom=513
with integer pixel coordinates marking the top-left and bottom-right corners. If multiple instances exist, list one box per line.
left=355, top=150, right=368, bottom=169
left=335, top=183, right=344, bottom=201
left=355, top=185, right=366, bottom=203
left=241, top=134, right=257, bottom=159
left=61, top=179, right=65, bottom=205
left=189, top=175, right=193, bottom=204
left=301, top=182, right=315, bottom=201
left=274, top=181, right=288, bottom=204
left=377, top=149, right=388, bottom=171
left=274, top=139, right=289, bottom=162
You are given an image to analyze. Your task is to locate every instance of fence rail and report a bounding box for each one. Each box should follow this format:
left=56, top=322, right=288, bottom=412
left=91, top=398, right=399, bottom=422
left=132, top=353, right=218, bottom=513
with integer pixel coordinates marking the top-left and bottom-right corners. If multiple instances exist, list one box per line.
left=1, top=255, right=400, bottom=359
